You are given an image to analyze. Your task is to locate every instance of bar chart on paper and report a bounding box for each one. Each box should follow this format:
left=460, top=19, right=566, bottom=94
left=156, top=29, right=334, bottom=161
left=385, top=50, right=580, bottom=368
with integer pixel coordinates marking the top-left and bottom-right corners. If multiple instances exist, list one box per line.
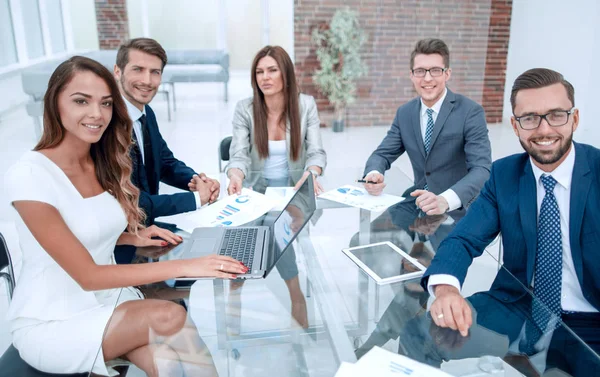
left=174, top=189, right=279, bottom=232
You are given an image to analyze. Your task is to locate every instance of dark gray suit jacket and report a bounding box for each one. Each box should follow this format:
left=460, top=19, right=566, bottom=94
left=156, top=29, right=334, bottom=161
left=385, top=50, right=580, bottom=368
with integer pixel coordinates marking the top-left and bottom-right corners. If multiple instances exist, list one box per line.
left=364, top=89, right=492, bottom=209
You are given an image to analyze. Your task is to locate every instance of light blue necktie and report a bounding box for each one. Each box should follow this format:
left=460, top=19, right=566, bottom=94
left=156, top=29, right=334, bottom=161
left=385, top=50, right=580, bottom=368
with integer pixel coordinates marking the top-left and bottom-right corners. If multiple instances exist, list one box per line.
left=520, top=175, right=562, bottom=354
left=423, top=108, right=434, bottom=191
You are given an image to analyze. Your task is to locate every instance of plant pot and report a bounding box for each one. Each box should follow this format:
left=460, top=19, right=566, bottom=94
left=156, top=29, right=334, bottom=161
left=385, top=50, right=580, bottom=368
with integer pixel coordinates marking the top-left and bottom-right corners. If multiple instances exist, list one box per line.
left=333, top=119, right=345, bottom=132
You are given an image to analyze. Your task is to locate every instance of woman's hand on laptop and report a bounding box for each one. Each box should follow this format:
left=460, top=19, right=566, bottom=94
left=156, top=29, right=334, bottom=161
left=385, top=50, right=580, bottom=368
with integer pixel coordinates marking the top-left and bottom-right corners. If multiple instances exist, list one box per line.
left=118, top=225, right=183, bottom=247
left=184, top=255, right=249, bottom=279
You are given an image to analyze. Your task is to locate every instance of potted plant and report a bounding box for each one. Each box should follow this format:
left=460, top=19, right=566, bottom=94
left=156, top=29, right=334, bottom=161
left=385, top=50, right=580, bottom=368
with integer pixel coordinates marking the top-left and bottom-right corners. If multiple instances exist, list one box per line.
left=312, top=9, right=368, bottom=132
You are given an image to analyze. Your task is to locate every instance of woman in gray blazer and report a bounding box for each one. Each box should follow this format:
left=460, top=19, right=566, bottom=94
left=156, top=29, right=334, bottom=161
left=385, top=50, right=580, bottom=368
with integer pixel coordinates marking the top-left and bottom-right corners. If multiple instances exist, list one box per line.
left=226, top=45, right=327, bottom=195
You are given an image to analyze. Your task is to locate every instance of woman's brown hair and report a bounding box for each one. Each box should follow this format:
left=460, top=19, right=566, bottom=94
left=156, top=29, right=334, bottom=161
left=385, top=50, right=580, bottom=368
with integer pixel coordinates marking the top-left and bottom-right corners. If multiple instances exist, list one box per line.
left=34, top=56, right=144, bottom=233
left=250, top=46, right=301, bottom=161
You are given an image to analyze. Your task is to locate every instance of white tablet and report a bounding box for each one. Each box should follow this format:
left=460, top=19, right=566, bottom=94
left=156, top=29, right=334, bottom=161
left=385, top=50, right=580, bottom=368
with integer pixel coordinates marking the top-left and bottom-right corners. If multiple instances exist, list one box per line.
left=342, top=241, right=427, bottom=285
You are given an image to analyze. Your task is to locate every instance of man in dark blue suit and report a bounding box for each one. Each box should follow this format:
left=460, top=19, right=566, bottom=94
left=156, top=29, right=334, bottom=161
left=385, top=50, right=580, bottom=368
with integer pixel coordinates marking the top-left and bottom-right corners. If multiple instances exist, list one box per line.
left=113, top=38, right=219, bottom=263
left=422, top=68, right=600, bottom=375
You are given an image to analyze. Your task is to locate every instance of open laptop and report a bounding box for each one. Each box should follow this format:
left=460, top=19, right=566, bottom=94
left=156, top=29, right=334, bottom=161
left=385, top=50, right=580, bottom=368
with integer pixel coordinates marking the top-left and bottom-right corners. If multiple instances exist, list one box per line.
left=173, top=175, right=316, bottom=280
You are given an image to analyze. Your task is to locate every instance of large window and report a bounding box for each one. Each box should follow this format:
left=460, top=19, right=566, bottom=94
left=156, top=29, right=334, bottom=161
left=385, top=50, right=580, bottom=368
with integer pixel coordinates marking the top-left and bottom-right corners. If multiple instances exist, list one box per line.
left=0, top=0, right=18, bottom=67
left=1, top=0, right=72, bottom=71
left=22, top=0, right=45, bottom=59
left=46, top=0, right=66, bottom=54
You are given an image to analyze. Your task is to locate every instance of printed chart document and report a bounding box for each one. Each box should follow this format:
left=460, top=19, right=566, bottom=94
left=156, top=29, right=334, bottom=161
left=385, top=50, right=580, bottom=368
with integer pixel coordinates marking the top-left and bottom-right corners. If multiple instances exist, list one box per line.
left=319, top=185, right=404, bottom=212
left=174, top=188, right=278, bottom=232
left=264, top=186, right=296, bottom=211
left=334, top=346, right=452, bottom=377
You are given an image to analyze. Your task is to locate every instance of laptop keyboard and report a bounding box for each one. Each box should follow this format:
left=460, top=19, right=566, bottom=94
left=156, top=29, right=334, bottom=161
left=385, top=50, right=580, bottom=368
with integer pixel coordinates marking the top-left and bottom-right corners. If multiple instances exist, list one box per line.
left=219, top=228, right=258, bottom=267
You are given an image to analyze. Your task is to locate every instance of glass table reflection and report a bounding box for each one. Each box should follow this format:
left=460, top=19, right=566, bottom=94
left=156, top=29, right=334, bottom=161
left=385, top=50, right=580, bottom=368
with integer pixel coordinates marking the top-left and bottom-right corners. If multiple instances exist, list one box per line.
left=90, top=167, right=600, bottom=377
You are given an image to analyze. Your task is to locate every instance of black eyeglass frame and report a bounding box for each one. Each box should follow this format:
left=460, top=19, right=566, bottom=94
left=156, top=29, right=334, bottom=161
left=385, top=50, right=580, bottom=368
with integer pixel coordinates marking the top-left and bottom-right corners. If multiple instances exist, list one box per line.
left=411, top=67, right=448, bottom=78
left=513, top=108, right=575, bottom=130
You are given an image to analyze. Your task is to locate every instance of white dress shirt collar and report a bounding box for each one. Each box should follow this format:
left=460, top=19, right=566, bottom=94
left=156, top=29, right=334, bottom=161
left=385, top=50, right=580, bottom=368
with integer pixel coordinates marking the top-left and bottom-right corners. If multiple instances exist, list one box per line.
left=123, top=96, right=146, bottom=122
left=529, top=143, right=575, bottom=190
left=420, top=88, right=447, bottom=117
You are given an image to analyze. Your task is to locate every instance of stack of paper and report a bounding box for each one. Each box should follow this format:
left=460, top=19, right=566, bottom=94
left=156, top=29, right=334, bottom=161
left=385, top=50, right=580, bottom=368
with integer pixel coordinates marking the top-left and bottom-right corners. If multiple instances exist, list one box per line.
left=335, top=347, right=453, bottom=377
left=174, top=188, right=278, bottom=233
left=264, top=186, right=296, bottom=211
left=319, top=185, right=404, bottom=212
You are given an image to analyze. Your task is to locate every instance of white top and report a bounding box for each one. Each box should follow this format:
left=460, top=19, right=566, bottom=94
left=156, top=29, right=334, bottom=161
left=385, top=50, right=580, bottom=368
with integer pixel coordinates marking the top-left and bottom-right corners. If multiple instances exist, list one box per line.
left=4, top=151, right=129, bottom=330
left=263, top=140, right=289, bottom=180
left=429, top=145, right=596, bottom=312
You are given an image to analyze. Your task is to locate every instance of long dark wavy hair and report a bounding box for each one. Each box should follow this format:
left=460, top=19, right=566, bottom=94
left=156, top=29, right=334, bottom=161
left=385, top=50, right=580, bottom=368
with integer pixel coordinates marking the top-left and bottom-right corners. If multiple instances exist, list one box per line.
left=250, top=46, right=301, bottom=161
left=34, top=56, right=144, bottom=233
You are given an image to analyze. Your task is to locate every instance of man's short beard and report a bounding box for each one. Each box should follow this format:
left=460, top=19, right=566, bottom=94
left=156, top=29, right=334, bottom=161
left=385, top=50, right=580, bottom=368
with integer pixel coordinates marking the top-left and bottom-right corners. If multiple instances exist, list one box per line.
left=519, top=132, right=573, bottom=166
left=120, top=74, right=153, bottom=106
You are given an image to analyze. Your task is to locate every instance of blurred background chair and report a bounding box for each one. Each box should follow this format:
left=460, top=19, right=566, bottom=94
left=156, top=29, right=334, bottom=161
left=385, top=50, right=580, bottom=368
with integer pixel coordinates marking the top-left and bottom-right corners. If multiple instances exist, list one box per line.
left=219, top=136, right=233, bottom=172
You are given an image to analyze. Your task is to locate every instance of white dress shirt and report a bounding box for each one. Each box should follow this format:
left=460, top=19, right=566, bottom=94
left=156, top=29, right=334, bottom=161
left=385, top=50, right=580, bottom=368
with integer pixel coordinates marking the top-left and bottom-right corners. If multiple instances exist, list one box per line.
left=429, top=145, right=597, bottom=312
left=123, top=98, right=203, bottom=209
left=367, top=89, right=461, bottom=211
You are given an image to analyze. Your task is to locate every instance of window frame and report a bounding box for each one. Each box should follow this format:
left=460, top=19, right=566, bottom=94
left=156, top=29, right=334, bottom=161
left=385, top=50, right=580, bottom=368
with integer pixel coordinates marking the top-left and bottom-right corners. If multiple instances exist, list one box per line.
left=0, top=0, right=74, bottom=76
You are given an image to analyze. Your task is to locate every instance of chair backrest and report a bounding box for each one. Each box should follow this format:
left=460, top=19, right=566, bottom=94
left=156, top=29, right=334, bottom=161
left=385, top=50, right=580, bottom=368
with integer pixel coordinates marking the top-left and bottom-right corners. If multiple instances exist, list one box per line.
left=218, top=136, right=233, bottom=172
left=0, top=232, right=16, bottom=299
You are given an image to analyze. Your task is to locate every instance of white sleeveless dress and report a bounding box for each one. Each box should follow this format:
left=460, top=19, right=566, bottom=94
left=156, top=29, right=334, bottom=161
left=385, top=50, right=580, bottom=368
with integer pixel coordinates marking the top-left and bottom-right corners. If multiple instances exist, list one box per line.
left=4, top=151, right=143, bottom=376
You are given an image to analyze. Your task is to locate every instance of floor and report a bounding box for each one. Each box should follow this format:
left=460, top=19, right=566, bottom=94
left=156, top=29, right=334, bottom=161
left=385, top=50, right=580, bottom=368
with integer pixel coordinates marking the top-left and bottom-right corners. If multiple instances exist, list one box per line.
left=0, top=71, right=524, bottom=375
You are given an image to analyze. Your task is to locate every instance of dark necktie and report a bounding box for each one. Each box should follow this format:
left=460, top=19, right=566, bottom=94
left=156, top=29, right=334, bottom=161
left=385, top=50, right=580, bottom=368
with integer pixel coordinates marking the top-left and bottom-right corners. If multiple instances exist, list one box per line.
left=139, top=114, right=156, bottom=192
left=423, top=108, right=434, bottom=191
left=520, top=175, right=562, bottom=354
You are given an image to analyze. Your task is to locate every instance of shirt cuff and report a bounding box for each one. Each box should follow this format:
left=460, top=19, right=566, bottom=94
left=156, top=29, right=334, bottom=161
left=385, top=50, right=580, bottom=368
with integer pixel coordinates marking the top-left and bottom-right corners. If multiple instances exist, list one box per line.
left=427, top=274, right=462, bottom=298
left=440, top=189, right=462, bottom=212
left=193, top=191, right=208, bottom=209
left=365, top=170, right=383, bottom=178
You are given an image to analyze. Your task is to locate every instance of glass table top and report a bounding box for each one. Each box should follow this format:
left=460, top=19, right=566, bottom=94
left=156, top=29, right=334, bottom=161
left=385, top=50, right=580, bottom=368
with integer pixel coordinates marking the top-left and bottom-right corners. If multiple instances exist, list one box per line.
left=91, top=167, right=600, bottom=377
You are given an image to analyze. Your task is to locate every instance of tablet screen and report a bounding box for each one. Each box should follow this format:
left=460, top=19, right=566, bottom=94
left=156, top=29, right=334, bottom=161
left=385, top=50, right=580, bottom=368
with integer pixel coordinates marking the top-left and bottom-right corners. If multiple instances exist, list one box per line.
left=350, top=243, right=422, bottom=279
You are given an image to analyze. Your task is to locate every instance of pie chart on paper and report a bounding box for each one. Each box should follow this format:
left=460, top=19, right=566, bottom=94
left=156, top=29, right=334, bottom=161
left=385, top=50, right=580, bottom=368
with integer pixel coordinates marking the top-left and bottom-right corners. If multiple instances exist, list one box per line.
left=236, top=195, right=250, bottom=204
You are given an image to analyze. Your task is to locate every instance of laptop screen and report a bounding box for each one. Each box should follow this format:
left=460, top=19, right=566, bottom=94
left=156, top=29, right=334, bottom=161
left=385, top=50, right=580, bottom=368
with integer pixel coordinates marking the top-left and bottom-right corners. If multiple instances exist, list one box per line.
left=263, top=175, right=316, bottom=276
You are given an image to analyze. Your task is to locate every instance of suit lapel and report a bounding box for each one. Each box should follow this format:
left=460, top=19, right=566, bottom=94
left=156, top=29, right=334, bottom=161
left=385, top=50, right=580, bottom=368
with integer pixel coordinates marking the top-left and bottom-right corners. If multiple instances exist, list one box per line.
left=412, top=101, right=426, bottom=160
left=428, top=90, right=455, bottom=157
left=569, top=143, right=590, bottom=287
left=518, top=158, right=538, bottom=284
left=144, top=106, right=160, bottom=193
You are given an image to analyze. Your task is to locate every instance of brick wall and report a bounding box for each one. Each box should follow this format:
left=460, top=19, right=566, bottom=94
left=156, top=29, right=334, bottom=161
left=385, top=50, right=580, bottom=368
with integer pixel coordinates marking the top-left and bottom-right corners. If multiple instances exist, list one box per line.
left=294, top=0, right=512, bottom=126
left=482, top=0, right=512, bottom=123
left=94, top=0, right=129, bottom=50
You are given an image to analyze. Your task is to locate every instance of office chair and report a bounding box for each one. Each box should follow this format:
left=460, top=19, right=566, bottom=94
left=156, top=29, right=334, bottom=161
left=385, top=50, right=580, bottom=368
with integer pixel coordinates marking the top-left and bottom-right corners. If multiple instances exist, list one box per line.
left=0, top=232, right=127, bottom=376
left=218, top=136, right=233, bottom=172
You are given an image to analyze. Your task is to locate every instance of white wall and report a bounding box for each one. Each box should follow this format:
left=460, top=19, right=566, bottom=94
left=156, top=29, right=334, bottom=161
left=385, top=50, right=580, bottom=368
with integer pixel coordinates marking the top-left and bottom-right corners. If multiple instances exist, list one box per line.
left=503, top=0, right=600, bottom=147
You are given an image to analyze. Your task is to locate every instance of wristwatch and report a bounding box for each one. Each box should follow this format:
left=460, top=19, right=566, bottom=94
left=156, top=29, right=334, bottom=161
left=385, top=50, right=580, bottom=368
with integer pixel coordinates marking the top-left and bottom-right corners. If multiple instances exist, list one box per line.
left=307, top=168, right=320, bottom=178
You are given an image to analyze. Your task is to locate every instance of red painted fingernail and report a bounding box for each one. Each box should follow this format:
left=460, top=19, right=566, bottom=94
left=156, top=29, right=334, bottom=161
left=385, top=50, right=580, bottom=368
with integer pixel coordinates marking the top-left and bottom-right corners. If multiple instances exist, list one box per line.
left=161, top=241, right=168, bottom=246
left=232, top=275, right=237, bottom=279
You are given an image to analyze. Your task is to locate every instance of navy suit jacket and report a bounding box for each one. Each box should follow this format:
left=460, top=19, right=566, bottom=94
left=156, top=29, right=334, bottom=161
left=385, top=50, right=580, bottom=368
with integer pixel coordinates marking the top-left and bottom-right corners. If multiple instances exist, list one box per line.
left=422, top=142, right=600, bottom=310
left=131, top=105, right=197, bottom=223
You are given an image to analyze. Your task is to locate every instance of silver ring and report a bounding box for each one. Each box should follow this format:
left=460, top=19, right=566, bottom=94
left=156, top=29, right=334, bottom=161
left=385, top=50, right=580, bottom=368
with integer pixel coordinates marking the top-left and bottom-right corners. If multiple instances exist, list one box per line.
left=220, top=263, right=224, bottom=270
left=437, top=313, right=444, bottom=319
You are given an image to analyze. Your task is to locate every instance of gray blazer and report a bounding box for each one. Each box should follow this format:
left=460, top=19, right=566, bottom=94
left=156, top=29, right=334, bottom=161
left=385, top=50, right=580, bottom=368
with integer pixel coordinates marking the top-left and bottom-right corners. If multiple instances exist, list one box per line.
left=227, top=93, right=327, bottom=188
left=364, top=89, right=492, bottom=209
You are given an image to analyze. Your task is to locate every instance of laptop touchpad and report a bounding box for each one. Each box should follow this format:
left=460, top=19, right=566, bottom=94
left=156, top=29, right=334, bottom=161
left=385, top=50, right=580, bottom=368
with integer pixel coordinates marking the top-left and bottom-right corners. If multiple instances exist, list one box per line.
left=182, top=238, right=218, bottom=258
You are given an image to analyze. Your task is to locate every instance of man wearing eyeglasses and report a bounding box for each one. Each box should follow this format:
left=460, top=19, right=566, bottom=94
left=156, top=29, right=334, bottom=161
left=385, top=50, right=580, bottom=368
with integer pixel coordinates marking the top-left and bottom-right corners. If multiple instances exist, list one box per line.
left=422, top=68, right=600, bottom=374
left=362, top=38, right=492, bottom=216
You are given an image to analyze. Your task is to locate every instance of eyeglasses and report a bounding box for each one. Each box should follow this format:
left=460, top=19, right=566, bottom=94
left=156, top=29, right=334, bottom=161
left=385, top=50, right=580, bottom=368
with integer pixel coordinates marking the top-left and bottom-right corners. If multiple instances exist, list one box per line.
left=514, top=109, right=574, bottom=130
left=411, top=67, right=447, bottom=78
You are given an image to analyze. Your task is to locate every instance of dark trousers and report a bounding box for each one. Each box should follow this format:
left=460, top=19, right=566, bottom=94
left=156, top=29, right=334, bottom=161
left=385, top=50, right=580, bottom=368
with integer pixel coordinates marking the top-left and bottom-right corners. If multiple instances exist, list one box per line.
left=546, top=312, right=600, bottom=376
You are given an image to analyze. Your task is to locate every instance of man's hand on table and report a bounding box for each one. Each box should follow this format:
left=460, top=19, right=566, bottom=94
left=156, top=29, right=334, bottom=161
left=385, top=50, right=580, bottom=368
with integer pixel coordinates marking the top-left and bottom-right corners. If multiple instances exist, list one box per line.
left=188, top=173, right=220, bottom=204
left=430, top=284, right=473, bottom=337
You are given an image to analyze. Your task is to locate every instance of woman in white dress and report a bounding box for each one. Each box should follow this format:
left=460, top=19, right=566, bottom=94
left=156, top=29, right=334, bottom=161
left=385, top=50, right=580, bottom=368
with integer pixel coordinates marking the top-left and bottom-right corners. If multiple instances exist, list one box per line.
left=4, top=56, right=247, bottom=376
